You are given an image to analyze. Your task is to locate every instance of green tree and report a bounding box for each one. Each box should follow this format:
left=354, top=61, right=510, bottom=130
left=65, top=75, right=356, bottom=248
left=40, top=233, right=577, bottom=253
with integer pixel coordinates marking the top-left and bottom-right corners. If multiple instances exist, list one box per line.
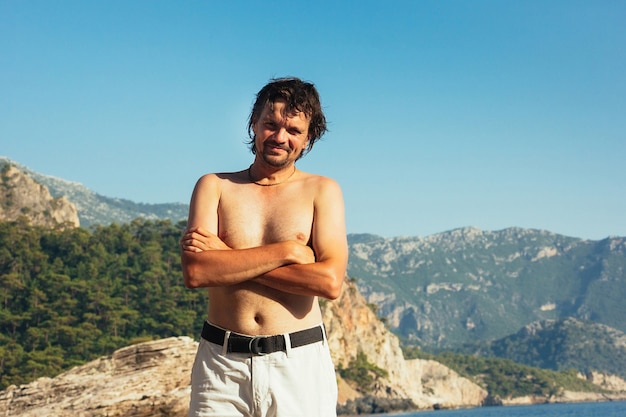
left=0, top=218, right=207, bottom=389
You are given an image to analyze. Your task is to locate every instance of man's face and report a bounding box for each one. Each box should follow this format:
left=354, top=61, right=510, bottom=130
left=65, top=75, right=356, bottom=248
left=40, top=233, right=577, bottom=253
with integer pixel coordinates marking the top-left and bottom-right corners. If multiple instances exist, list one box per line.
left=252, top=99, right=311, bottom=167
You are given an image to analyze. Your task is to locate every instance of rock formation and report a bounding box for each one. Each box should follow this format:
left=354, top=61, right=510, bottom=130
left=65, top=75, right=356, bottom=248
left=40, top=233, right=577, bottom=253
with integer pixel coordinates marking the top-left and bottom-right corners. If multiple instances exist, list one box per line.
left=585, top=371, right=626, bottom=393
left=1, top=279, right=624, bottom=416
left=0, top=165, right=79, bottom=228
left=323, top=279, right=487, bottom=409
left=0, top=279, right=486, bottom=416
left=0, top=336, right=195, bottom=417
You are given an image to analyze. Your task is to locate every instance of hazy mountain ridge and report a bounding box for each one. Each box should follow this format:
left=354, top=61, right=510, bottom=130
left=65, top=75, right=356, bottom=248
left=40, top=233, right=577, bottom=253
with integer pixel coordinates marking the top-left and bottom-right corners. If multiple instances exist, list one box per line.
left=0, top=157, right=188, bottom=228
left=347, top=229, right=626, bottom=350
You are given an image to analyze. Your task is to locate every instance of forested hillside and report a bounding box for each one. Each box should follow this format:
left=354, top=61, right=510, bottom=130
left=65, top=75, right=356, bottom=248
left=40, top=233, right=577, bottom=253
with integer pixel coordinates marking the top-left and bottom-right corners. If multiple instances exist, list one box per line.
left=348, top=229, right=626, bottom=348
left=0, top=218, right=205, bottom=389
left=2, top=159, right=625, bottom=396
left=3, top=218, right=626, bottom=402
left=457, top=318, right=626, bottom=380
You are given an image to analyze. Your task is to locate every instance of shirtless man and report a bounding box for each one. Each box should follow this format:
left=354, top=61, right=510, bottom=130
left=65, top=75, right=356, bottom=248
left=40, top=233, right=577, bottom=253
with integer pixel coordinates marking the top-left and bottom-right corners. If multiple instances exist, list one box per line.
left=180, top=77, right=348, bottom=417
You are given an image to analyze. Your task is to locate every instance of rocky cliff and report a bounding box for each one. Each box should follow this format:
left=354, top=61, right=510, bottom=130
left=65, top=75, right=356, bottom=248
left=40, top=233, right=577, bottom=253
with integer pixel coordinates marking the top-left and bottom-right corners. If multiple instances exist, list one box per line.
left=348, top=230, right=626, bottom=351
left=0, top=165, right=79, bottom=228
left=2, top=279, right=623, bottom=416
left=0, top=280, right=486, bottom=416
left=0, top=336, right=195, bottom=417
left=0, top=157, right=186, bottom=228
left=323, top=280, right=487, bottom=410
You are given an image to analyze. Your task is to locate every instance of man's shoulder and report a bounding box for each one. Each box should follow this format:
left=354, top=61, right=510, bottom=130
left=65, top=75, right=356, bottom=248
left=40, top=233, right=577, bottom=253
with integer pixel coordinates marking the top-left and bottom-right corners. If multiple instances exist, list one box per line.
left=197, top=170, right=247, bottom=185
left=314, top=173, right=341, bottom=186
left=300, top=172, right=343, bottom=200
left=197, top=169, right=340, bottom=190
left=299, top=170, right=337, bottom=183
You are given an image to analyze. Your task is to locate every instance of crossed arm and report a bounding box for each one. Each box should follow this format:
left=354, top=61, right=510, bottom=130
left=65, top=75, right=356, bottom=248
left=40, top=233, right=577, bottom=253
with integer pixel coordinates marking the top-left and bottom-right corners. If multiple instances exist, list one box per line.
left=180, top=174, right=348, bottom=300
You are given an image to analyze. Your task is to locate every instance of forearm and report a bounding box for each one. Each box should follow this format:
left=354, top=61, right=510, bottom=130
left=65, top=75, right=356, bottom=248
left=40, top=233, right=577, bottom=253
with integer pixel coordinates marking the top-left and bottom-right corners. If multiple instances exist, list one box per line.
left=254, top=260, right=345, bottom=300
left=182, top=242, right=299, bottom=288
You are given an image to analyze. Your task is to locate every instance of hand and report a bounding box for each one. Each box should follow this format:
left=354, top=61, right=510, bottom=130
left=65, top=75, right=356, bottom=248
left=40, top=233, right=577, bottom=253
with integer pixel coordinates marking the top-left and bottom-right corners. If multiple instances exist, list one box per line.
left=289, top=240, right=316, bottom=265
left=180, top=227, right=231, bottom=252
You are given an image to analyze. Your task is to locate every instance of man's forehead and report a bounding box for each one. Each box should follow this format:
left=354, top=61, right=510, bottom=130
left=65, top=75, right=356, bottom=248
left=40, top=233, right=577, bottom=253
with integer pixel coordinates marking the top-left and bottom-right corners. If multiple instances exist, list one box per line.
left=262, top=100, right=309, bottom=121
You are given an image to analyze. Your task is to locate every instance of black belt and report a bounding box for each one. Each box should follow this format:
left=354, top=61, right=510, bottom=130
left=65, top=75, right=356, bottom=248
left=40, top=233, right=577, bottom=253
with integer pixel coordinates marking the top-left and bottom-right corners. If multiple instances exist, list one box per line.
left=201, top=321, right=324, bottom=355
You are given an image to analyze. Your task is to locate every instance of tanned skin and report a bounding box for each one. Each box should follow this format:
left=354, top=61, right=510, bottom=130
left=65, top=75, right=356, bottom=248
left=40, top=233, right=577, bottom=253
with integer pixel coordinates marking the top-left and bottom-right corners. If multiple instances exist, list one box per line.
left=180, top=99, right=348, bottom=336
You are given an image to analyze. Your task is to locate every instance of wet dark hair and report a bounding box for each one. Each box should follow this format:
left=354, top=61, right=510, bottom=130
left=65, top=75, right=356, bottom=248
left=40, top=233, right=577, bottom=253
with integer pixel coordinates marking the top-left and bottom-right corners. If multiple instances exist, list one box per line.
left=246, top=77, right=327, bottom=158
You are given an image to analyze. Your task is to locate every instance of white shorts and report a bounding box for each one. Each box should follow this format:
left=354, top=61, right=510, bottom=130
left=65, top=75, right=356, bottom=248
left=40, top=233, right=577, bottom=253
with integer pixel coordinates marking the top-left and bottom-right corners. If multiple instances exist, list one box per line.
left=189, top=325, right=338, bottom=417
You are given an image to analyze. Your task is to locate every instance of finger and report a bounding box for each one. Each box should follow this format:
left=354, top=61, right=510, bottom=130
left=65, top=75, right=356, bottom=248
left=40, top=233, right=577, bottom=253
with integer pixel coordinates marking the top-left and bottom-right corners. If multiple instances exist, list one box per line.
left=182, top=246, right=203, bottom=253
left=193, top=227, right=213, bottom=238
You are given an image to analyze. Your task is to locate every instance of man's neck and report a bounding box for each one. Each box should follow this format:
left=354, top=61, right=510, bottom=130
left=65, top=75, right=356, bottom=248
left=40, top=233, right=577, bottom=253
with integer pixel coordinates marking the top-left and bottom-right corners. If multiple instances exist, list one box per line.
left=247, top=163, right=296, bottom=186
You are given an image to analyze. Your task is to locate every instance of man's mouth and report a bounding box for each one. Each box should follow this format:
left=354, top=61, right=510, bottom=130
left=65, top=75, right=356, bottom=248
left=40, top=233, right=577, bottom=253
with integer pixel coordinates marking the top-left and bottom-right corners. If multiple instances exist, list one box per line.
left=265, top=143, right=290, bottom=153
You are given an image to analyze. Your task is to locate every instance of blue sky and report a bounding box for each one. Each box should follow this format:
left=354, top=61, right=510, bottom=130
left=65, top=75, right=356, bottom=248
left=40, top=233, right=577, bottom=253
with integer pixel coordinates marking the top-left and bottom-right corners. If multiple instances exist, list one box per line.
left=2, top=0, right=625, bottom=240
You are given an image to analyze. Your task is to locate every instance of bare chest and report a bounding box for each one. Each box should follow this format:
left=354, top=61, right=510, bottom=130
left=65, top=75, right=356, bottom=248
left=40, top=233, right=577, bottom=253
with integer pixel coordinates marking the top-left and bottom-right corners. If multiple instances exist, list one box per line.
left=217, top=184, right=314, bottom=248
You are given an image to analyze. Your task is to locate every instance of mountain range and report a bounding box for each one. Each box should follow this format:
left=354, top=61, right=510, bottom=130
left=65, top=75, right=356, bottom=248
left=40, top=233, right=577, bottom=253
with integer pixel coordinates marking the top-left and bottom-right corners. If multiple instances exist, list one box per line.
left=2, top=156, right=625, bottom=380
left=457, top=317, right=626, bottom=379
left=348, top=229, right=626, bottom=350
left=0, top=156, right=188, bottom=228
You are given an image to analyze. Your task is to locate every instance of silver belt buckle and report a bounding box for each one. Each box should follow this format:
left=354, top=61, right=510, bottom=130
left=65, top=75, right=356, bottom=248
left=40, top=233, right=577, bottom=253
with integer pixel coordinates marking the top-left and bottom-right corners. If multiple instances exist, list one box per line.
left=248, top=336, right=266, bottom=355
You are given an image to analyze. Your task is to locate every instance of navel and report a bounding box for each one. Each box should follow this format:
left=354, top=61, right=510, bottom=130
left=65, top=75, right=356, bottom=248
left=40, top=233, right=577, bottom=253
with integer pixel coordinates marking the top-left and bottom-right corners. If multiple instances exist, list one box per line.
left=254, top=314, right=263, bottom=325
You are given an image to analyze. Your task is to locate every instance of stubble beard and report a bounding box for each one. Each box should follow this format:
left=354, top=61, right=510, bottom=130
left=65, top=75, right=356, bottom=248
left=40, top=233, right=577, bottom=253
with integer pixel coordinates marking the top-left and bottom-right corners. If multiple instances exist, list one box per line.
left=255, top=137, right=304, bottom=168
left=260, top=145, right=297, bottom=168
left=261, top=152, right=291, bottom=168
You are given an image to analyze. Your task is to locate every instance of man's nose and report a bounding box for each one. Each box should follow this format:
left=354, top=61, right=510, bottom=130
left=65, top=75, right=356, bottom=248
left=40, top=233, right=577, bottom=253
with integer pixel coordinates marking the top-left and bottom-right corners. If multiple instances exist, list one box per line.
left=274, top=128, right=288, bottom=142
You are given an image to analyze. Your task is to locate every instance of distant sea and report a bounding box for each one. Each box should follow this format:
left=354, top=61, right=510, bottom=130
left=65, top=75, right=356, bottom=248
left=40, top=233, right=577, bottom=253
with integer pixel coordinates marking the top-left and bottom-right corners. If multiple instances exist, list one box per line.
left=362, top=401, right=626, bottom=417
